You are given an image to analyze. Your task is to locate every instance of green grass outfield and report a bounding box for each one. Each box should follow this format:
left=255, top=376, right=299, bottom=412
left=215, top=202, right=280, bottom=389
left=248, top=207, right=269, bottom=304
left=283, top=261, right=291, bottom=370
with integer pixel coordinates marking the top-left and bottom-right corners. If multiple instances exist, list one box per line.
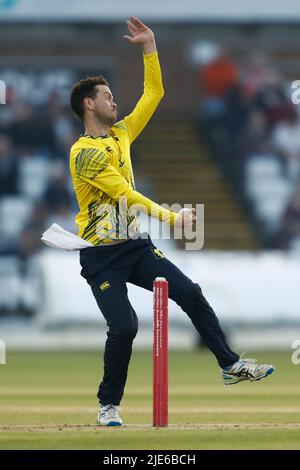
left=0, top=350, right=300, bottom=450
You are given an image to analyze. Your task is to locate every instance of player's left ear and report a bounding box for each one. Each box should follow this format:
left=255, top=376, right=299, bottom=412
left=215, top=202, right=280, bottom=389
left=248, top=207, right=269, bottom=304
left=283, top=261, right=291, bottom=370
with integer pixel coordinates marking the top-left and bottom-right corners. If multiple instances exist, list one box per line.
left=84, top=96, right=95, bottom=112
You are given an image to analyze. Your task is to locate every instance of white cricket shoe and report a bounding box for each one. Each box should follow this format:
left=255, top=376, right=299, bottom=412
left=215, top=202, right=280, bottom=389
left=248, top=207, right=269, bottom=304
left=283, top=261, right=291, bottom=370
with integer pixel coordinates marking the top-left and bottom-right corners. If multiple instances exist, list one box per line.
left=96, top=404, right=123, bottom=426
left=221, top=357, right=275, bottom=385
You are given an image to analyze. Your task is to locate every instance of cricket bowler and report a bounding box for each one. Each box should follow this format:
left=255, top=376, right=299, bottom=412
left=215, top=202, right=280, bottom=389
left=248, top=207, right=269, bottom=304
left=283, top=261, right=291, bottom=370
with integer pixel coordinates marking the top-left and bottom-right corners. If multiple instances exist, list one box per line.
left=68, top=16, right=275, bottom=426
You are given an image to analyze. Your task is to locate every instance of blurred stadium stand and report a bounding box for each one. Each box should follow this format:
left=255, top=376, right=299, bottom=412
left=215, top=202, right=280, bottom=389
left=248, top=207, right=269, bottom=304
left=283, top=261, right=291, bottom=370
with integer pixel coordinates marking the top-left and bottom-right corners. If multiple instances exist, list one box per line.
left=1, top=23, right=300, bottom=258
left=0, top=3, right=300, bottom=348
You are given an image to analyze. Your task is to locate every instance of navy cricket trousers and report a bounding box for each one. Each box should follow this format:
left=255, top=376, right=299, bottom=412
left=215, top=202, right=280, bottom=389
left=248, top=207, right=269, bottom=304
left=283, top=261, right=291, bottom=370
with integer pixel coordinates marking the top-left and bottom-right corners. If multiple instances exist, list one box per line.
left=79, top=235, right=239, bottom=406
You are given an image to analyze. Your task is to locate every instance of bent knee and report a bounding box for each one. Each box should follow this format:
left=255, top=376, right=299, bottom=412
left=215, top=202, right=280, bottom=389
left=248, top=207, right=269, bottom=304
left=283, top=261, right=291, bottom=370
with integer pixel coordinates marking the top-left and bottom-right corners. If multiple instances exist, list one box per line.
left=109, top=324, right=138, bottom=340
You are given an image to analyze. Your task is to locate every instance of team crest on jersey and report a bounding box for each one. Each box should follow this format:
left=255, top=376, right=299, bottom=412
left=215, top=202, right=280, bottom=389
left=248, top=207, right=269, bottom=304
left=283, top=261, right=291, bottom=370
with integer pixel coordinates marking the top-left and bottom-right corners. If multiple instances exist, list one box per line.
left=100, top=281, right=110, bottom=291
left=151, top=248, right=165, bottom=260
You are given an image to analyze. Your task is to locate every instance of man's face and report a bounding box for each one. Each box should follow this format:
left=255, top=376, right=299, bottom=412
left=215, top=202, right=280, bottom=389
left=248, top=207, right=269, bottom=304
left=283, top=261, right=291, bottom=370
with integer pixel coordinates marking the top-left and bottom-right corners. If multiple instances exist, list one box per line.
left=85, top=85, right=117, bottom=126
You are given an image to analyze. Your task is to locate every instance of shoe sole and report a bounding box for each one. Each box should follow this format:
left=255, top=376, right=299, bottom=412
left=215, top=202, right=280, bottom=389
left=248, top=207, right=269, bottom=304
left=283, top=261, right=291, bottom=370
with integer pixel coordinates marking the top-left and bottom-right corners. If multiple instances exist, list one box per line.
left=223, top=366, right=275, bottom=385
left=252, top=367, right=275, bottom=382
left=96, top=421, right=122, bottom=427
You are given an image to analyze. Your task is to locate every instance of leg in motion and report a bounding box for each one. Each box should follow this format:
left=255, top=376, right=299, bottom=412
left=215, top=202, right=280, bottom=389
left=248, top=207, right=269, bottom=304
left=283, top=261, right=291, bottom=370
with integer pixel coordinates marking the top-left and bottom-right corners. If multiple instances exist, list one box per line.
left=129, top=242, right=275, bottom=382
left=89, top=277, right=138, bottom=425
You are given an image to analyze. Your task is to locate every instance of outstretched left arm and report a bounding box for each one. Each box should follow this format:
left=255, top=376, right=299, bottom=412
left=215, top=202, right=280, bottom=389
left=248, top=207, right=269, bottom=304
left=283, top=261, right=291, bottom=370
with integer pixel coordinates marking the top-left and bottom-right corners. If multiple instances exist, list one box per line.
left=122, top=17, right=164, bottom=143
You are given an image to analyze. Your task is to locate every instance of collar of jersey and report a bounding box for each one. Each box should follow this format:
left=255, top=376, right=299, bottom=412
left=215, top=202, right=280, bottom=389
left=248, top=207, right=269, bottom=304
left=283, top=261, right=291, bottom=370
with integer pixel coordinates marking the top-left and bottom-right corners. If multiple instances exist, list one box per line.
left=80, top=133, right=110, bottom=139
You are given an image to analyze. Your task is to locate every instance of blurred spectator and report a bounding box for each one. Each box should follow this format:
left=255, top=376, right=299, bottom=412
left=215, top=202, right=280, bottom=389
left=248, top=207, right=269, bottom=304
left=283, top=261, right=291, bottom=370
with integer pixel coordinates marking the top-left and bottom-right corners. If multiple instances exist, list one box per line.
left=271, top=104, right=300, bottom=181
left=0, top=134, right=19, bottom=196
left=200, top=48, right=238, bottom=99
left=255, top=72, right=292, bottom=128
left=241, top=53, right=275, bottom=100
left=7, top=102, right=57, bottom=157
left=223, top=84, right=250, bottom=139
left=42, top=161, right=72, bottom=213
left=237, top=109, right=270, bottom=162
left=276, top=184, right=300, bottom=249
left=40, top=160, right=76, bottom=233
left=0, top=85, right=18, bottom=129
left=17, top=202, right=48, bottom=259
left=47, top=92, right=78, bottom=158
left=7, top=103, right=40, bottom=153
left=197, top=46, right=239, bottom=146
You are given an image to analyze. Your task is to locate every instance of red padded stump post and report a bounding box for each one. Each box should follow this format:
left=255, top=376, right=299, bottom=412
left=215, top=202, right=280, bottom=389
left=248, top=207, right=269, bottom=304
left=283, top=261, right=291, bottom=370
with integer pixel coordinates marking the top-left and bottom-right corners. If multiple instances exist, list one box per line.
left=153, top=277, right=168, bottom=427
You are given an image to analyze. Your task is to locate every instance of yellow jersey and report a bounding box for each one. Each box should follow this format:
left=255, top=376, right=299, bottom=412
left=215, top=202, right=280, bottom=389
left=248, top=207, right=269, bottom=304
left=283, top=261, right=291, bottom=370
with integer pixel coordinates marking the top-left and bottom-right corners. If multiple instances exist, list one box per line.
left=69, top=50, right=179, bottom=245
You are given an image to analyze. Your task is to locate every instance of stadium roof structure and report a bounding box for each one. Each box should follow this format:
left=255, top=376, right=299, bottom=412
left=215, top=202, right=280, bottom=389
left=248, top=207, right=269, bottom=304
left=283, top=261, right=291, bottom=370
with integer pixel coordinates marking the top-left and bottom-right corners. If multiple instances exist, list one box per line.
left=1, top=0, right=300, bottom=23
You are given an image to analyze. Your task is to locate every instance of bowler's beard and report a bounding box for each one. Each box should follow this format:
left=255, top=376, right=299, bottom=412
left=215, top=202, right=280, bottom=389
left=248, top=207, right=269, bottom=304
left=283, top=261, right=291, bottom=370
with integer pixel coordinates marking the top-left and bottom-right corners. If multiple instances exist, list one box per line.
left=94, top=108, right=117, bottom=128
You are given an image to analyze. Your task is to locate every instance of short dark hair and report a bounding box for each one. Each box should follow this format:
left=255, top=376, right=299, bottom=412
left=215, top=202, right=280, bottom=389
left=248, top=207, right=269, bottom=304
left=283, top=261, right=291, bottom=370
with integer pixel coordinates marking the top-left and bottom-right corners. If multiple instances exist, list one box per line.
left=70, top=76, right=109, bottom=121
